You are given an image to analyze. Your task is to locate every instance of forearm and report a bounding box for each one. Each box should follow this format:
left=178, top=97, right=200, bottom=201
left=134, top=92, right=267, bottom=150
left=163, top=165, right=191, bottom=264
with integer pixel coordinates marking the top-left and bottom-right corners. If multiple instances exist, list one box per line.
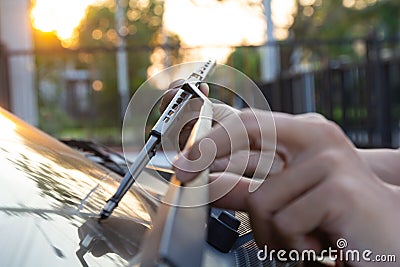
left=357, top=148, right=400, bottom=185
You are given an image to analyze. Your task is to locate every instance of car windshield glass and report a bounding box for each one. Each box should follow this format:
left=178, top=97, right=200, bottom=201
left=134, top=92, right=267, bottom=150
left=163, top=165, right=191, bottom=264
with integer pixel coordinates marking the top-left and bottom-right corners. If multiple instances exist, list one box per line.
left=0, top=129, right=150, bottom=222
left=0, top=110, right=152, bottom=266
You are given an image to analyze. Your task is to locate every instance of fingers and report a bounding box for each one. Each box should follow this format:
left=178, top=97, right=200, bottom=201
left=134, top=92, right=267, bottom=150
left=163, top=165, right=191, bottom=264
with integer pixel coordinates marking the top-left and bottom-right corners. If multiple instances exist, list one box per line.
left=211, top=150, right=262, bottom=177
left=248, top=155, right=326, bottom=217
left=205, top=150, right=329, bottom=249
left=208, top=172, right=251, bottom=211
left=247, top=148, right=363, bottom=251
left=159, top=81, right=210, bottom=149
left=159, top=81, right=209, bottom=113
left=171, top=106, right=393, bottom=258
left=210, top=150, right=284, bottom=178
left=272, top=183, right=332, bottom=239
left=248, top=155, right=327, bottom=214
left=212, top=103, right=240, bottom=123
left=174, top=111, right=251, bottom=182
left=268, top=178, right=342, bottom=252
left=174, top=109, right=348, bottom=183
left=246, top=155, right=330, bottom=249
left=198, top=82, right=210, bottom=97
left=159, top=79, right=185, bottom=113
left=174, top=109, right=278, bottom=182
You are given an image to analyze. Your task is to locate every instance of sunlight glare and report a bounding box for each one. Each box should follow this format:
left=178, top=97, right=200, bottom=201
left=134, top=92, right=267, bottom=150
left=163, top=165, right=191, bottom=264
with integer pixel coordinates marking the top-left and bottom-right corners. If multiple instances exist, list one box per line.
left=31, top=0, right=104, bottom=42
left=31, top=0, right=297, bottom=75
left=271, top=0, right=296, bottom=28
left=162, top=0, right=266, bottom=64
left=154, top=0, right=296, bottom=70
left=0, top=112, right=17, bottom=140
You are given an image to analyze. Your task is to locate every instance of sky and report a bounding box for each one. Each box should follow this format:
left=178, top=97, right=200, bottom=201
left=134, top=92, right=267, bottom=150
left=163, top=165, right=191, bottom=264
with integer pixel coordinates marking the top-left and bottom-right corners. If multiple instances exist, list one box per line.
left=31, top=0, right=103, bottom=40
left=30, top=0, right=296, bottom=44
left=30, top=0, right=296, bottom=68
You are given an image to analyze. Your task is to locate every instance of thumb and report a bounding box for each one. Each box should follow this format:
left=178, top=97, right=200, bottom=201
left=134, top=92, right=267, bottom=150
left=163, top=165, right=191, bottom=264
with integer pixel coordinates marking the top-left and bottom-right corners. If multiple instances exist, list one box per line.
left=199, top=83, right=209, bottom=97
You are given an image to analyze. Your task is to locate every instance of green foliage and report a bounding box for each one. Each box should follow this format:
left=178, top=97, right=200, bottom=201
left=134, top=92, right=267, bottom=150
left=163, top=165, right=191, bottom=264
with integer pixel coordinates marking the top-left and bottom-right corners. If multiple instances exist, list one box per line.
left=33, top=30, right=63, bottom=50
left=74, top=0, right=165, bottom=125
left=33, top=30, right=73, bottom=136
left=287, top=0, right=400, bottom=61
left=77, top=1, right=164, bottom=75
left=34, top=1, right=166, bottom=144
left=227, top=47, right=261, bottom=81
left=291, top=0, right=400, bottom=40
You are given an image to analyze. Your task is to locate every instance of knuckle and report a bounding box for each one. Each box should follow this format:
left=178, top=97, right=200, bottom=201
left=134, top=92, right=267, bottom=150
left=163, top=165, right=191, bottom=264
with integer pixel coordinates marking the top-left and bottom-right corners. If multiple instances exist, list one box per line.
left=331, top=177, right=358, bottom=197
left=311, top=119, right=347, bottom=145
left=320, top=120, right=344, bottom=138
left=297, top=112, right=327, bottom=122
left=315, top=149, right=345, bottom=167
left=323, top=176, right=358, bottom=210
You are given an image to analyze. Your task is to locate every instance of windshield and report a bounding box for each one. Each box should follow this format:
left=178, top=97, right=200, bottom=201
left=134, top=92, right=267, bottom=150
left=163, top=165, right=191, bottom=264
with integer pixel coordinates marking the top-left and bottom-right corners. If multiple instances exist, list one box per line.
left=0, top=109, right=153, bottom=266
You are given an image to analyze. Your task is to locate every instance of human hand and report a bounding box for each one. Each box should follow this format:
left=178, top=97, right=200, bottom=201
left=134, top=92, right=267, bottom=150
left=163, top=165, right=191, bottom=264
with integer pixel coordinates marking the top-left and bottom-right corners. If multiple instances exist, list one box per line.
left=160, top=80, right=283, bottom=175
left=160, top=79, right=240, bottom=150
left=174, top=109, right=400, bottom=266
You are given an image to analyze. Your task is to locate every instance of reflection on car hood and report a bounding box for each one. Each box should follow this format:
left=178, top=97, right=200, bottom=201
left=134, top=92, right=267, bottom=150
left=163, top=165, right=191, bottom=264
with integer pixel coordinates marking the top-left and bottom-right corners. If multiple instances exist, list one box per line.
left=0, top=108, right=153, bottom=266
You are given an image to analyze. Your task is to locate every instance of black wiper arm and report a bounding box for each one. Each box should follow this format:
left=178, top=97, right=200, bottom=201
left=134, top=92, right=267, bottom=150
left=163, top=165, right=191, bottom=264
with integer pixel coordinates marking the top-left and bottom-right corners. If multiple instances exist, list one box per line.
left=99, top=59, right=216, bottom=220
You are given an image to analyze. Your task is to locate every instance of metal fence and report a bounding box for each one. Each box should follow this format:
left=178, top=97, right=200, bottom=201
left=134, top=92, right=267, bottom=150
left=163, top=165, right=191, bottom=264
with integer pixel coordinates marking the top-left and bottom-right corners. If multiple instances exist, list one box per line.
left=1, top=37, right=400, bottom=148
left=259, top=37, right=400, bottom=148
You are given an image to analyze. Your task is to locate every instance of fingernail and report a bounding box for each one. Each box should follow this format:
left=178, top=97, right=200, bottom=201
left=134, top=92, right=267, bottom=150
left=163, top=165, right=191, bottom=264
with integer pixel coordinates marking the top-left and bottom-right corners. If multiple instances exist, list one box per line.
left=199, top=83, right=209, bottom=96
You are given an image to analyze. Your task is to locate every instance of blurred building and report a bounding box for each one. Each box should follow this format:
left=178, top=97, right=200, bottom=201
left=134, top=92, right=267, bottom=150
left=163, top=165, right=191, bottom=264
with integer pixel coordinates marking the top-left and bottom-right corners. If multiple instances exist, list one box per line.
left=0, top=0, right=37, bottom=125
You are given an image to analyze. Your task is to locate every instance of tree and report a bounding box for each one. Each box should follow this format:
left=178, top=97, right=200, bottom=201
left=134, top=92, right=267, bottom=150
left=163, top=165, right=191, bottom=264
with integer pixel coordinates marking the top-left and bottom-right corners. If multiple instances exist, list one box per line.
left=33, top=30, right=77, bottom=134
left=287, top=0, right=400, bottom=62
left=75, top=1, right=165, bottom=127
left=33, top=0, right=167, bottom=143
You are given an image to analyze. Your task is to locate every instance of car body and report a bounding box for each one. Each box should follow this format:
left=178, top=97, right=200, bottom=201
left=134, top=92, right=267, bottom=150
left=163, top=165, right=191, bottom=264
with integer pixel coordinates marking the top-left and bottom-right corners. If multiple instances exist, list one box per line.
left=0, top=107, right=159, bottom=266
left=0, top=107, right=303, bottom=267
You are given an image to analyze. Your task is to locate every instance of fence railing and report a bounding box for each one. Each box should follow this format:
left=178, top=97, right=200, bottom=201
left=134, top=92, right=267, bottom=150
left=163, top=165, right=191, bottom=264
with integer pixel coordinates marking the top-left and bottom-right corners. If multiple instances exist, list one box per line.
left=1, top=37, right=400, bottom=148
left=260, top=50, right=400, bottom=148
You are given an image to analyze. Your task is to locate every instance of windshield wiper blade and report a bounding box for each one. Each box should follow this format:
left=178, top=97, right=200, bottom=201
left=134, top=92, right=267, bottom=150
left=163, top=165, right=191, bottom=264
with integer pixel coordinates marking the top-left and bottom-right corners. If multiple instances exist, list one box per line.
left=99, top=59, right=216, bottom=220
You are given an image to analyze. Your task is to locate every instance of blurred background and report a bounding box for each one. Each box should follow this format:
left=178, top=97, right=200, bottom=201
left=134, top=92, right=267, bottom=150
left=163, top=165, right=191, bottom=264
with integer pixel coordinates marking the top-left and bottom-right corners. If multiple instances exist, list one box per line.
left=0, top=0, right=399, bottom=148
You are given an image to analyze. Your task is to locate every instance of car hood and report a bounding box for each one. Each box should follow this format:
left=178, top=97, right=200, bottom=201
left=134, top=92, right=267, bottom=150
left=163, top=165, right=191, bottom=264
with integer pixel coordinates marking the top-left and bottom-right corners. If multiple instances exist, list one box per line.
left=0, top=109, right=155, bottom=266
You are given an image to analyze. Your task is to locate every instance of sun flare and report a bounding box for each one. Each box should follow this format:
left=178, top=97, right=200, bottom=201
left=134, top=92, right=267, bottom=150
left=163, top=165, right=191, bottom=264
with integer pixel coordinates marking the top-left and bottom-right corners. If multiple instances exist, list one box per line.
left=30, top=0, right=296, bottom=71
left=30, top=0, right=103, bottom=45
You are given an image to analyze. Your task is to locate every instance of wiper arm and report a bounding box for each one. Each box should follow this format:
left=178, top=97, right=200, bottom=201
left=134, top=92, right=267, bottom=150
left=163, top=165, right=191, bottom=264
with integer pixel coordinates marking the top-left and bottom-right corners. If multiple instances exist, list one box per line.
left=99, top=59, right=216, bottom=220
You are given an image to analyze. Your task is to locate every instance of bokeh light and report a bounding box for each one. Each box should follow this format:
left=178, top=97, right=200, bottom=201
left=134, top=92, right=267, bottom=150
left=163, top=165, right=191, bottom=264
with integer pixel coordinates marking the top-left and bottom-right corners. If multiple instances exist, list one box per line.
left=162, top=0, right=266, bottom=63
left=92, top=80, right=104, bottom=91
left=30, top=0, right=298, bottom=72
left=30, top=0, right=105, bottom=46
